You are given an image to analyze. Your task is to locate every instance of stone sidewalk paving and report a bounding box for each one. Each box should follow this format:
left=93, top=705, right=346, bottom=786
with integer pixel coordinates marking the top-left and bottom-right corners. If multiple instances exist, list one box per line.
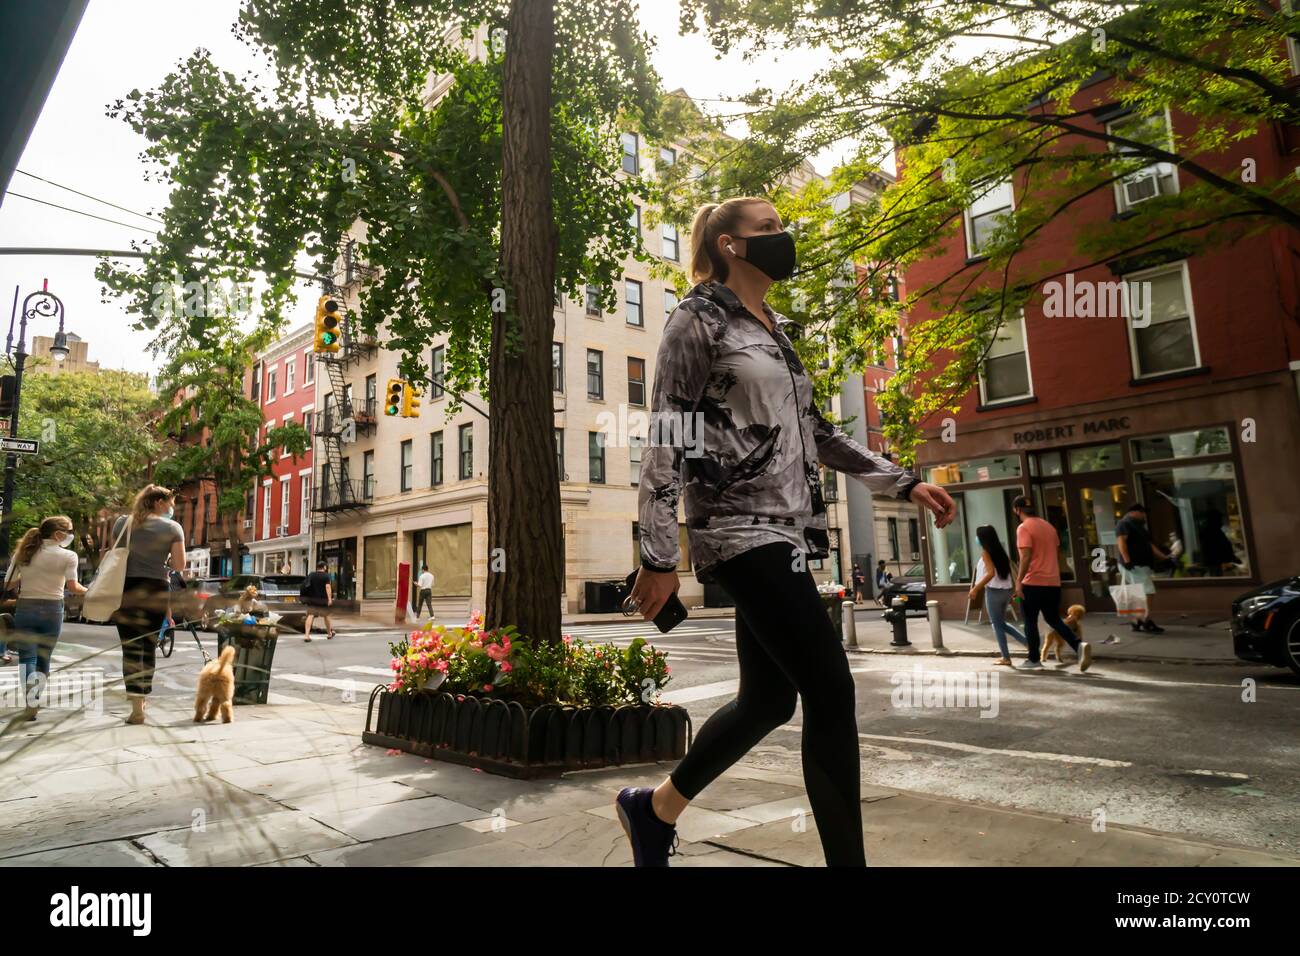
left=1, top=695, right=1292, bottom=867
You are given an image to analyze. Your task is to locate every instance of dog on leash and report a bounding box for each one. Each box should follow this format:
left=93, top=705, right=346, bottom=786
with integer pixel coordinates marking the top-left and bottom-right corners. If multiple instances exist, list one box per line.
left=194, top=645, right=236, bottom=723
left=1043, top=604, right=1086, bottom=663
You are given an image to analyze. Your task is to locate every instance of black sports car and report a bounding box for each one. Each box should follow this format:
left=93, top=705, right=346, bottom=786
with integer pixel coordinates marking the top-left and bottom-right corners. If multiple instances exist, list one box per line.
left=1231, top=576, right=1300, bottom=676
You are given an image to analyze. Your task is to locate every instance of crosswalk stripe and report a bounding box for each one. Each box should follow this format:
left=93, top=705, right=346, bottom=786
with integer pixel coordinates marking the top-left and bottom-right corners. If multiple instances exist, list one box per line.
left=338, top=665, right=397, bottom=676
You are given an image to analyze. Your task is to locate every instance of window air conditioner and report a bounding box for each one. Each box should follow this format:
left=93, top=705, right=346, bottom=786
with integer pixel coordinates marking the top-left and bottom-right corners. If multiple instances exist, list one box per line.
left=242, top=519, right=253, bottom=530
left=1122, top=170, right=1161, bottom=207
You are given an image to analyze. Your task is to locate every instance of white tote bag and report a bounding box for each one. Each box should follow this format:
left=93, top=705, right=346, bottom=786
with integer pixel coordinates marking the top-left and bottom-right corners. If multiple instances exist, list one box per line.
left=82, top=517, right=133, bottom=623
left=1108, top=582, right=1148, bottom=619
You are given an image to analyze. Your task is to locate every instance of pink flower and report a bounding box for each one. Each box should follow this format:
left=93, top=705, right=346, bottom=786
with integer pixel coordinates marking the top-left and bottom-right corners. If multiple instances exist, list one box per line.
left=483, top=684, right=493, bottom=692
left=665, top=666, right=671, bottom=673
left=562, top=635, right=572, bottom=644
left=499, top=662, right=512, bottom=673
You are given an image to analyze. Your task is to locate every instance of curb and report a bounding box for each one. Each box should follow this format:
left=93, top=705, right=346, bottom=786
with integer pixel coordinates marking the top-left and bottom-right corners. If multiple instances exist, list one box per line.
left=845, top=645, right=1248, bottom=666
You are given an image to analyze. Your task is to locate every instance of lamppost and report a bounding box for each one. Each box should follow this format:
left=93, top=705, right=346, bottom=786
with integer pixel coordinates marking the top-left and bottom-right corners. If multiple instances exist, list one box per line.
left=1, top=281, right=69, bottom=561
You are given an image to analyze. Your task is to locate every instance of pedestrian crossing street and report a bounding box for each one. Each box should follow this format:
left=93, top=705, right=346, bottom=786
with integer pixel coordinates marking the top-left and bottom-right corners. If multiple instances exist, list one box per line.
left=1, top=621, right=743, bottom=706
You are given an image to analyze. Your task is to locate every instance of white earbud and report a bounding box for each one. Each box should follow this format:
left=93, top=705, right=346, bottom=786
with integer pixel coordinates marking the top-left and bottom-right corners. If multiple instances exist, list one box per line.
left=726, top=243, right=737, bottom=255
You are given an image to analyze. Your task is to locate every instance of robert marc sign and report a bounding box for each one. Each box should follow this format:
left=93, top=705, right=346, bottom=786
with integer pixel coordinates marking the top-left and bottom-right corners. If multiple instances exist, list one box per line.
left=1012, top=416, right=1131, bottom=446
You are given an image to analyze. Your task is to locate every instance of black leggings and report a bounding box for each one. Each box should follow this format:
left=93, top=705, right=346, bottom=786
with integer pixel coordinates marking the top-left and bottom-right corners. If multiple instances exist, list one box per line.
left=669, top=542, right=865, bottom=866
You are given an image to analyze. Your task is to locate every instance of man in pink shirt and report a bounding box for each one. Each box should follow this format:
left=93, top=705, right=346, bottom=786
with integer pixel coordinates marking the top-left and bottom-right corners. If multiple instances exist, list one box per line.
left=1011, top=495, right=1092, bottom=672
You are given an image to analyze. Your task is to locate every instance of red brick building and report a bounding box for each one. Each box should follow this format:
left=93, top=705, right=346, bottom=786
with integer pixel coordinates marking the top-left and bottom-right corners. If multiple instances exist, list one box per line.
left=902, top=75, right=1300, bottom=616
left=243, top=324, right=316, bottom=575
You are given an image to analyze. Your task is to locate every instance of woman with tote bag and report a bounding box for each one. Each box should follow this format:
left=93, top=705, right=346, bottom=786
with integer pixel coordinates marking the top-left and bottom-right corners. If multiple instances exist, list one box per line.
left=106, top=484, right=185, bottom=725
left=4, top=516, right=86, bottom=720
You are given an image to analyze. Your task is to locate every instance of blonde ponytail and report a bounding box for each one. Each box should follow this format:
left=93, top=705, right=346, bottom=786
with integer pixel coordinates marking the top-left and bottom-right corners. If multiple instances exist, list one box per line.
left=687, top=196, right=770, bottom=285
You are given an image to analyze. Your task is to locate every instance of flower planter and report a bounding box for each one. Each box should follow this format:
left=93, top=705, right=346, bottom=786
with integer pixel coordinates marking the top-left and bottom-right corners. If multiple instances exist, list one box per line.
left=362, top=686, right=693, bottom=779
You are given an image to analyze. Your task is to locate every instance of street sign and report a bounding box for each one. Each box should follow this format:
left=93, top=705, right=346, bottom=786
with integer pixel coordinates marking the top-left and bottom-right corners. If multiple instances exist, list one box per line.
left=0, top=438, right=38, bottom=455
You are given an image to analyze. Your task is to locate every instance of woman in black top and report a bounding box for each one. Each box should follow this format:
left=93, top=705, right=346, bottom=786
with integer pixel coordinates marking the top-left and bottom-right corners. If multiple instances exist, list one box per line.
left=616, top=196, right=956, bottom=867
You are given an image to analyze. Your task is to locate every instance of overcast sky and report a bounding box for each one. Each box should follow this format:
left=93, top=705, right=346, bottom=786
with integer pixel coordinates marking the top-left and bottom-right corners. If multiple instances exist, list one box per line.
left=0, top=1, right=846, bottom=374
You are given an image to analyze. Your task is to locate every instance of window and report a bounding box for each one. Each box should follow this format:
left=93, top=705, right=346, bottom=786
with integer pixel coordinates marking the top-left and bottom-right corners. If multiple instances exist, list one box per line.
left=661, top=223, right=679, bottom=261
left=431, top=431, right=444, bottom=485
left=1125, top=262, right=1200, bottom=378
left=459, top=423, right=473, bottom=479
left=963, top=179, right=1014, bottom=258
left=400, top=439, right=413, bottom=492
left=552, top=342, right=564, bottom=392
left=364, top=374, right=377, bottom=414
left=261, top=483, right=272, bottom=538
left=627, top=356, right=646, bottom=406
left=1068, top=443, right=1122, bottom=473
left=926, top=457, right=1022, bottom=485
left=1136, top=463, right=1249, bottom=579
left=585, top=285, right=602, bottom=318
left=245, top=490, right=255, bottom=521
left=265, top=366, right=277, bottom=403
left=589, top=431, right=606, bottom=483
left=927, top=486, right=1024, bottom=586
left=629, top=204, right=640, bottom=234
left=908, top=519, right=920, bottom=558
left=625, top=279, right=643, bottom=327
left=664, top=289, right=679, bottom=316
left=303, top=351, right=314, bottom=385
left=1032, top=483, right=1077, bottom=581
left=629, top=434, right=643, bottom=485
left=555, top=428, right=565, bottom=480
left=280, top=476, right=291, bottom=529
left=300, top=474, right=311, bottom=527
left=658, top=146, right=676, bottom=169
left=284, top=359, right=295, bottom=395
left=362, top=450, right=374, bottom=499
left=303, top=409, right=314, bottom=437
left=587, top=349, right=603, bottom=399
left=620, top=131, right=639, bottom=175
left=431, top=346, right=445, bottom=398
left=251, top=364, right=262, bottom=401
left=1131, top=426, right=1230, bottom=462
left=1109, top=111, right=1178, bottom=213
left=280, top=413, right=293, bottom=458
left=364, top=533, right=397, bottom=598
left=978, top=311, right=1032, bottom=404
left=887, top=518, right=900, bottom=560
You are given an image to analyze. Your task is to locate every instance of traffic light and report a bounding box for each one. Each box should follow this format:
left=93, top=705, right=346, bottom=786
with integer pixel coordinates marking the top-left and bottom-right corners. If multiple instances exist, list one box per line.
left=314, top=294, right=342, bottom=353
left=401, top=381, right=422, bottom=418
left=385, top=378, right=404, bottom=416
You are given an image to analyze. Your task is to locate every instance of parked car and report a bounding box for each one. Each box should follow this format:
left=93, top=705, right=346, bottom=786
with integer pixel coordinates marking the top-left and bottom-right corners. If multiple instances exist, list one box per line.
left=1231, top=576, right=1300, bottom=676
left=878, top=562, right=928, bottom=615
left=208, top=574, right=309, bottom=630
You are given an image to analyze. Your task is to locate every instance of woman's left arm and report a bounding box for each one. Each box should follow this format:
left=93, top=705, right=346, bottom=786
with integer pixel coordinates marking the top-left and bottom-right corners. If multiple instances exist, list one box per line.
left=810, top=407, right=957, bottom=527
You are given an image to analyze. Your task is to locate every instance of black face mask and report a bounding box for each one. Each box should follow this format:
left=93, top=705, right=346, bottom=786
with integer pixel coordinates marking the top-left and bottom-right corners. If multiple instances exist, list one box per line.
left=731, top=230, right=797, bottom=282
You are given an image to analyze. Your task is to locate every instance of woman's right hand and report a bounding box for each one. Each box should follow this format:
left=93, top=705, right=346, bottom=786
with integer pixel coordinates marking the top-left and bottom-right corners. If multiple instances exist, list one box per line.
left=629, top=567, right=679, bottom=623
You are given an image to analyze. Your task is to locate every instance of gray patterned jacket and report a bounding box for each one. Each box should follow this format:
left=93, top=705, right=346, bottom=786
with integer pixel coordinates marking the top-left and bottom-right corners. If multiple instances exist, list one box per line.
left=637, top=281, right=920, bottom=582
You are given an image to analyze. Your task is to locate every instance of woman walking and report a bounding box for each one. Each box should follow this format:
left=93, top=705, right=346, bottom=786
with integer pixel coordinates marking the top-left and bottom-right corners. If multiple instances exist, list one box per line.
left=617, top=196, right=957, bottom=867
left=111, top=484, right=185, bottom=725
left=969, top=525, right=1027, bottom=666
left=3, top=516, right=86, bottom=720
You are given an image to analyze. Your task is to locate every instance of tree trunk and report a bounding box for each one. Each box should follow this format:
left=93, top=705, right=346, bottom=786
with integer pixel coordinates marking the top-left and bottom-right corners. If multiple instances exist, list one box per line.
left=487, top=0, right=563, bottom=644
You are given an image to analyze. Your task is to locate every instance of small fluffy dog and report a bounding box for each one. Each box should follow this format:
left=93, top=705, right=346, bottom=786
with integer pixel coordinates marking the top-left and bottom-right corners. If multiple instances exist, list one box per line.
left=1043, top=604, right=1086, bottom=663
left=194, top=645, right=236, bottom=723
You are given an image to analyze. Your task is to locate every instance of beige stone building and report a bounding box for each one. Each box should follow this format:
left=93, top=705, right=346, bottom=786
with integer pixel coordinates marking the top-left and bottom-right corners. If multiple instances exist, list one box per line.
left=29, top=331, right=99, bottom=374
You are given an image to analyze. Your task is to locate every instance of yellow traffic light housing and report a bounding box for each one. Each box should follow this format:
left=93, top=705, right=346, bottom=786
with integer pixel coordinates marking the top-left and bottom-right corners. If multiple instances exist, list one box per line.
left=401, top=381, right=422, bottom=418
left=314, top=294, right=343, bottom=353
left=385, top=378, right=404, bottom=416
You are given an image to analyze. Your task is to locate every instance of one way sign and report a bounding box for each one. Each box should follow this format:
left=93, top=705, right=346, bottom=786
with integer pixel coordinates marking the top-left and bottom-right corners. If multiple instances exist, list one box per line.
left=0, top=438, right=39, bottom=455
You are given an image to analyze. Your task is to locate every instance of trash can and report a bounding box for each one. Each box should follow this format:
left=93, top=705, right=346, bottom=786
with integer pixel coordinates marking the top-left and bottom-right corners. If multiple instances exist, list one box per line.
left=584, top=580, right=626, bottom=614
left=215, top=622, right=279, bottom=705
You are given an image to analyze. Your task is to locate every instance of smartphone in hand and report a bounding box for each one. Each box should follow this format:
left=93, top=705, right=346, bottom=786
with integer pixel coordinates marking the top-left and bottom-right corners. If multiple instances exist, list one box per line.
left=624, top=569, right=689, bottom=634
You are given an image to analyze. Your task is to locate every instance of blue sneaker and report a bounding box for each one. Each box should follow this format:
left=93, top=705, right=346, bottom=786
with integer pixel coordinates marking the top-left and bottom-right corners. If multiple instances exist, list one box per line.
left=616, top=787, right=680, bottom=867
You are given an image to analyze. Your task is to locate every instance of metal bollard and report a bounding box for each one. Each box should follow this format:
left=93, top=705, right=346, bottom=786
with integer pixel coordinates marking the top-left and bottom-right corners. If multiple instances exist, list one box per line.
left=927, top=600, right=948, bottom=653
left=841, top=600, right=857, bottom=647
left=888, top=597, right=912, bottom=646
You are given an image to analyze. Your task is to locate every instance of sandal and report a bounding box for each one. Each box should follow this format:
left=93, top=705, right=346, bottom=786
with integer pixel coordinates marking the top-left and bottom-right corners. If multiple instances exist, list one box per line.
left=304, top=635, right=313, bottom=643
left=993, top=658, right=1013, bottom=666
left=327, top=631, right=335, bottom=639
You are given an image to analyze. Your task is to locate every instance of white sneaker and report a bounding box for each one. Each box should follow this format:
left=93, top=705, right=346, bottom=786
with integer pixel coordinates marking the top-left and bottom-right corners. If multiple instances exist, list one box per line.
left=1078, top=642, right=1093, bottom=672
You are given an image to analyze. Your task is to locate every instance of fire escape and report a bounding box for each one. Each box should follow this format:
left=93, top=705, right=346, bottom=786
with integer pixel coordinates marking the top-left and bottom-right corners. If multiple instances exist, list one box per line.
left=310, top=241, right=379, bottom=531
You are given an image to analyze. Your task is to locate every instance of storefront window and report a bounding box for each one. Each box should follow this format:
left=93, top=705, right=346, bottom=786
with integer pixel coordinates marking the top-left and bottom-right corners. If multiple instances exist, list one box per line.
left=1067, top=443, right=1122, bottom=473
left=1028, top=451, right=1062, bottom=477
left=364, top=533, right=397, bottom=598
left=1131, top=427, right=1230, bottom=462
left=927, top=486, right=1022, bottom=585
left=1135, top=463, right=1250, bottom=578
left=425, top=524, right=472, bottom=595
left=925, top=456, right=1021, bottom=485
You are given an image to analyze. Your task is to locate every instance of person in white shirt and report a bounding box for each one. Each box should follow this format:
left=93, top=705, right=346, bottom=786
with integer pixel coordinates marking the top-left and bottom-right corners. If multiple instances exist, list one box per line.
left=416, top=564, right=436, bottom=619
left=969, top=524, right=1028, bottom=667
left=4, top=515, right=87, bottom=720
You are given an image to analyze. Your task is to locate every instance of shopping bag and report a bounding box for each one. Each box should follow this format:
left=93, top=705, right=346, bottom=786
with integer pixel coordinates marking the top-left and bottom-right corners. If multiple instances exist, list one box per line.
left=1108, top=582, right=1148, bottom=619
left=82, top=518, right=132, bottom=623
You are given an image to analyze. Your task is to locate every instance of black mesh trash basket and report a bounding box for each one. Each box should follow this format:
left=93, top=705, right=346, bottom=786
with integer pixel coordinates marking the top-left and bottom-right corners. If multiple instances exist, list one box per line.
left=215, top=622, right=279, bottom=705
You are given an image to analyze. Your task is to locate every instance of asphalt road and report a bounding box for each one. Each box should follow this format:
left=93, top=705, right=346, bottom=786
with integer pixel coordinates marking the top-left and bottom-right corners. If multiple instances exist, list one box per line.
left=22, top=615, right=1300, bottom=857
